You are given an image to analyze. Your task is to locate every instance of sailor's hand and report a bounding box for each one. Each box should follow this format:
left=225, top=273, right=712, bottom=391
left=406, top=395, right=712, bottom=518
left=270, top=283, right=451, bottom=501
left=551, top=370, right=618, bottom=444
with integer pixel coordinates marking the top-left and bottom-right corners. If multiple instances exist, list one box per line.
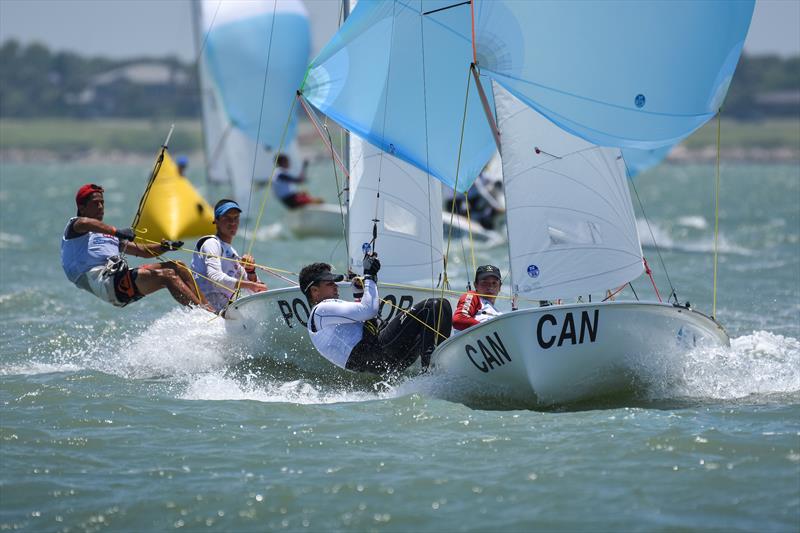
left=244, top=280, right=267, bottom=293
left=160, top=239, right=183, bottom=252
left=362, top=253, right=381, bottom=281
left=241, top=254, right=256, bottom=274
left=115, top=227, right=136, bottom=242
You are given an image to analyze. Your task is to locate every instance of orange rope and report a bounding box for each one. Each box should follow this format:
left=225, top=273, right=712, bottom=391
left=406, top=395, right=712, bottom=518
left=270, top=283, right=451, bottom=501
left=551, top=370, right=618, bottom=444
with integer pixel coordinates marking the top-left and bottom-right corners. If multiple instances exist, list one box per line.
left=643, top=257, right=662, bottom=302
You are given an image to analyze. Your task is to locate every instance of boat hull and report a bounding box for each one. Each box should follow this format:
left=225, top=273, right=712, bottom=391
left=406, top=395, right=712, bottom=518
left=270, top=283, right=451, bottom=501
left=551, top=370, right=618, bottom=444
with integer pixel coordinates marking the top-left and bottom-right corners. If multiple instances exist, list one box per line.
left=430, top=301, right=729, bottom=407
left=284, top=203, right=346, bottom=239
left=224, top=284, right=457, bottom=374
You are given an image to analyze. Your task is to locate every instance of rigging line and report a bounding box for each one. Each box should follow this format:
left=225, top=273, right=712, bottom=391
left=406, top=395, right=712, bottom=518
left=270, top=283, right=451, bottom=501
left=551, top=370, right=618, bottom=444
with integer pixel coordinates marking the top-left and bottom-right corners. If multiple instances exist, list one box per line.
left=322, top=122, right=350, bottom=264
left=131, top=125, right=174, bottom=235
left=422, top=0, right=470, bottom=16
left=135, top=235, right=298, bottom=280
left=627, top=166, right=677, bottom=302
left=298, top=97, right=351, bottom=181
left=442, top=67, right=474, bottom=288
left=439, top=65, right=473, bottom=333
left=368, top=0, right=400, bottom=258
left=463, top=184, right=478, bottom=278
left=418, top=5, right=439, bottom=295
left=243, top=0, right=280, bottom=242
left=469, top=0, right=477, bottom=64
left=456, top=191, right=471, bottom=288
left=712, top=110, right=722, bottom=318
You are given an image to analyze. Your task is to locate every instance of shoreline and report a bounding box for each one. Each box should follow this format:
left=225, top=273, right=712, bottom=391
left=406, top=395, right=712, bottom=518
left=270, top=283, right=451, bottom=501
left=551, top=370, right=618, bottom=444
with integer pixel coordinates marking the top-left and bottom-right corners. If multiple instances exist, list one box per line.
left=1, top=146, right=797, bottom=165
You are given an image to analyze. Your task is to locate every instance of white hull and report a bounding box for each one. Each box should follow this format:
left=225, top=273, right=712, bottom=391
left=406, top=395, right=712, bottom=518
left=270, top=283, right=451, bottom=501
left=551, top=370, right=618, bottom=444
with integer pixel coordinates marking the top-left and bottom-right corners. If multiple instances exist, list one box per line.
left=430, top=301, right=729, bottom=407
left=224, top=283, right=456, bottom=375
left=284, top=203, right=347, bottom=239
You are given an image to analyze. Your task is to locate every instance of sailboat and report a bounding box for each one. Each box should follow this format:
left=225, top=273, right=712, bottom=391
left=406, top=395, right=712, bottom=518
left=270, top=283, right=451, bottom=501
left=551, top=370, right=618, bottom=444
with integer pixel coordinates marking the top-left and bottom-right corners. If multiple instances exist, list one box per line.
left=192, top=0, right=310, bottom=216
left=290, top=0, right=755, bottom=404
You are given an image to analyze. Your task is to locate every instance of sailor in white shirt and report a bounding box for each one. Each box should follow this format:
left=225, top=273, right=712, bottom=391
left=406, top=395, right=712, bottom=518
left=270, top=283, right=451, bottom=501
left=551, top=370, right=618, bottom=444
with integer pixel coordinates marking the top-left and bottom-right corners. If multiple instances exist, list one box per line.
left=191, top=199, right=267, bottom=313
left=301, top=256, right=452, bottom=375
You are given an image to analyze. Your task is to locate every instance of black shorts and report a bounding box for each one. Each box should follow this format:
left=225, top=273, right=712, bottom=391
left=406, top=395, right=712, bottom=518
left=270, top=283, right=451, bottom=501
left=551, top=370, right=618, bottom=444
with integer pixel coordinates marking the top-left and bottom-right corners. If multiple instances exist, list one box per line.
left=112, top=267, right=144, bottom=306
left=346, top=298, right=452, bottom=375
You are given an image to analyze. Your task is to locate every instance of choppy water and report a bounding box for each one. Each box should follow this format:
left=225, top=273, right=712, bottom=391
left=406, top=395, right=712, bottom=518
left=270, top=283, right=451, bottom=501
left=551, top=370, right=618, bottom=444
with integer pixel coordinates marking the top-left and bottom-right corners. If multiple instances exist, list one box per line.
left=1, top=160, right=798, bottom=531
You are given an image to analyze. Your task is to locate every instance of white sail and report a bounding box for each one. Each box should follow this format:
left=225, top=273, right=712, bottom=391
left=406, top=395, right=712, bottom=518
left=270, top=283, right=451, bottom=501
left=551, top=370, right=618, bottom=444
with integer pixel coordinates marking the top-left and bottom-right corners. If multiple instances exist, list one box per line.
left=492, top=81, right=643, bottom=303
left=195, top=0, right=309, bottom=212
left=349, top=135, right=443, bottom=286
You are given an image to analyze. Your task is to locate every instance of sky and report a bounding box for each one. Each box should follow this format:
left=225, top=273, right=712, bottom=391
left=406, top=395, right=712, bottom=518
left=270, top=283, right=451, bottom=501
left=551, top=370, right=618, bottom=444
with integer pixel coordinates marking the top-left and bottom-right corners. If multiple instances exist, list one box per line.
left=0, top=0, right=798, bottom=61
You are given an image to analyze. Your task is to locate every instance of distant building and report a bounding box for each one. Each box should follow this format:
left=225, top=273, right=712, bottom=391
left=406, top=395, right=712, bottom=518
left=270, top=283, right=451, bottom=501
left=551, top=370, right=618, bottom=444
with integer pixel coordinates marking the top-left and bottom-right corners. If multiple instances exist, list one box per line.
left=754, top=90, right=800, bottom=117
left=67, top=61, right=194, bottom=117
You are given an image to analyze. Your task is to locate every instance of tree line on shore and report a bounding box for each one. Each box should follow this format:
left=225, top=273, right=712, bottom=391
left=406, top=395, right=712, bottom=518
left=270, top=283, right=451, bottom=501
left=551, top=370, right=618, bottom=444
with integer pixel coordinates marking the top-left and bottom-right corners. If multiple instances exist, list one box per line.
left=1, top=39, right=798, bottom=120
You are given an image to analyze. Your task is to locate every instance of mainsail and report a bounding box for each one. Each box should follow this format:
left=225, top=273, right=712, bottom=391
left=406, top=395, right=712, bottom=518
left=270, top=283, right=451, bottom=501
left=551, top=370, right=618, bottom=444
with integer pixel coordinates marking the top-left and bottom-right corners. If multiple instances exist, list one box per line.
left=194, top=0, right=311, bottom=209
left=349, top=135, right=443, bottom=285
left=493, top=82, right=642, bottom=302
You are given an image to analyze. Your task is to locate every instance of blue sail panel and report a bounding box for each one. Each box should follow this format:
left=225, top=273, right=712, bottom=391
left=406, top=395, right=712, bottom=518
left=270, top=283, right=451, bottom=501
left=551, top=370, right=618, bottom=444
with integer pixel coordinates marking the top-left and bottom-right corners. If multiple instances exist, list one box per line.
left=304, top=0, right=495, bottom=193
left=622, top=146, right=674, bottom=177
left=205, top=4, right=310, bottom=150
left=474, top=0, right=754, bottom=149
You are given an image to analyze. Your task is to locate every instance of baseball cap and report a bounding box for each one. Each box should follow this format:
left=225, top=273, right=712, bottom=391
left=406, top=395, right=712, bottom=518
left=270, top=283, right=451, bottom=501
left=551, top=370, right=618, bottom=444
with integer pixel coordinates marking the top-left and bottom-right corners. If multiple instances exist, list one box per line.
left=176, top=155, right=189, bottom=166
left=75, top=183, right=104, bottom=206
left=475, top=264, right=501, bottom=282
left=214, top=200, right=242, bottom=220
left=302, top=271, right=345, bottom=293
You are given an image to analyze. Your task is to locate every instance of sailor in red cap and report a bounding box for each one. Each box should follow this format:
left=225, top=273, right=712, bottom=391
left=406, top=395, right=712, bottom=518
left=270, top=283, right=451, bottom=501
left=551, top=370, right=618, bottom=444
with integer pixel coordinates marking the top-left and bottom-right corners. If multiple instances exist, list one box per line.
left=60, top=183, right=208, bottom=309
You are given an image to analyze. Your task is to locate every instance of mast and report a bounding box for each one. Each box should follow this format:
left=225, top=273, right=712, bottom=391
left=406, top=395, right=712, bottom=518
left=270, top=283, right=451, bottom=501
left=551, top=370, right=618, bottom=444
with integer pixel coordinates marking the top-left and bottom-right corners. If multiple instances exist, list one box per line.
left=190, top=0, right=212, bottom=191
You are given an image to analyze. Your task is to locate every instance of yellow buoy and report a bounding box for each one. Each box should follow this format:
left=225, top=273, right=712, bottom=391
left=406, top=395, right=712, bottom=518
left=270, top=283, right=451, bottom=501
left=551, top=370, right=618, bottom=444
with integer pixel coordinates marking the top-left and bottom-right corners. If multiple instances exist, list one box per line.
left=134, top=151, right=215, bottom=243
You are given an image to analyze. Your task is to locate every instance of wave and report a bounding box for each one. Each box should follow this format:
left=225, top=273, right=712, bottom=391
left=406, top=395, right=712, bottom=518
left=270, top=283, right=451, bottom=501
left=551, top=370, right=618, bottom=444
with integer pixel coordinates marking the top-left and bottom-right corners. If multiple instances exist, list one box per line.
left=637, top=218, right=751, bottom=255
left=630, top=330, right=800, bottom=401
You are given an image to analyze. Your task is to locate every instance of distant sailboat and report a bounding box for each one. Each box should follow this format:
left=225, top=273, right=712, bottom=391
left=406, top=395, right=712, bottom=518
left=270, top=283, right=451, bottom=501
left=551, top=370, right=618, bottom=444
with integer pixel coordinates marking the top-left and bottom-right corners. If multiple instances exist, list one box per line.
left=192, top=0, right=310, bottom=214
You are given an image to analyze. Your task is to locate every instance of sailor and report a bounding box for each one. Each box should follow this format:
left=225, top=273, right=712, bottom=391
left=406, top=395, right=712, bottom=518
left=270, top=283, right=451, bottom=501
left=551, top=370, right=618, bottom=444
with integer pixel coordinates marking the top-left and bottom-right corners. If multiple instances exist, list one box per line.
left=300, top=256, right=452, bottom=375
left=176, top=155, right=189, bottom=177
left=190, top=199, right=267, bottom=313
left=452, top=265, right=504, bottom=333
left=61, top=183, right=205, bottom=308
left=271, top=153, right=324, bottom=209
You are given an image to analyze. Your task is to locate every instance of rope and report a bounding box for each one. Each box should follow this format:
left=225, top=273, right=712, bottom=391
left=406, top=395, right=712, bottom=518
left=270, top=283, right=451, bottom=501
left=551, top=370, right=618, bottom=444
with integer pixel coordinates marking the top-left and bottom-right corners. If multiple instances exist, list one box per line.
left=712, top=110, right=722, bottom=318
left=438, top=65, right=474, bottom=334
left=628, top=164, right=677, bottom=303
left=463, top=185, right=478, bottom=276
left=378, top=297, right=449, bottom=341
left=242, top=0, right=280, bottom=236
left=643, top=257, right=662, bottom=302
left=322, top=121, right=350, bottom=263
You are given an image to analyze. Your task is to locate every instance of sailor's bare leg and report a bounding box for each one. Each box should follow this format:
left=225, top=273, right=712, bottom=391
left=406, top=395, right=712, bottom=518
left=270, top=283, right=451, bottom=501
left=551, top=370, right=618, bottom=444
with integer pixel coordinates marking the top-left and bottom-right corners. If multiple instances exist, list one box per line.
left=159, top=260, right=208, bottom=305
left=134, top=266, right=204, bottom=307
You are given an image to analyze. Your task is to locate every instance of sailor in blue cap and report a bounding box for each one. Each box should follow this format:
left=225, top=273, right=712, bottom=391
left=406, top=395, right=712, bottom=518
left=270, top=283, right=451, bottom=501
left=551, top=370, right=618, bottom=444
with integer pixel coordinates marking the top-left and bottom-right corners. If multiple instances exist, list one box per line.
left=190, top=199, right=267, bottom=313
left=176, top=155, right=189, bottom=176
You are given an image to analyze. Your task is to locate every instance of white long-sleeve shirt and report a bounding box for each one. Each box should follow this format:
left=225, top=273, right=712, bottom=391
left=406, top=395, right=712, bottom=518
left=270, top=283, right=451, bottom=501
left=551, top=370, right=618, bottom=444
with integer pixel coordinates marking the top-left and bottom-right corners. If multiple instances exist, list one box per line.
left=307, top=279, right=379, bottom=369
left=190, top=236, right=248, bottom=312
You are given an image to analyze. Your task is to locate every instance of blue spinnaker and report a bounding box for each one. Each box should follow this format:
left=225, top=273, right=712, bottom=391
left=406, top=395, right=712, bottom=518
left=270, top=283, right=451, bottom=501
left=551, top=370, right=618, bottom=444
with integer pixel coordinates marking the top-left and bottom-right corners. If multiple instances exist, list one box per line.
left=623, top=146, right=674, bottom=177
left=205, top=2, right=310, bottom=150
left=473, top=0, right=754, bottom=149
left=303, top=0, right=495, bottom=193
